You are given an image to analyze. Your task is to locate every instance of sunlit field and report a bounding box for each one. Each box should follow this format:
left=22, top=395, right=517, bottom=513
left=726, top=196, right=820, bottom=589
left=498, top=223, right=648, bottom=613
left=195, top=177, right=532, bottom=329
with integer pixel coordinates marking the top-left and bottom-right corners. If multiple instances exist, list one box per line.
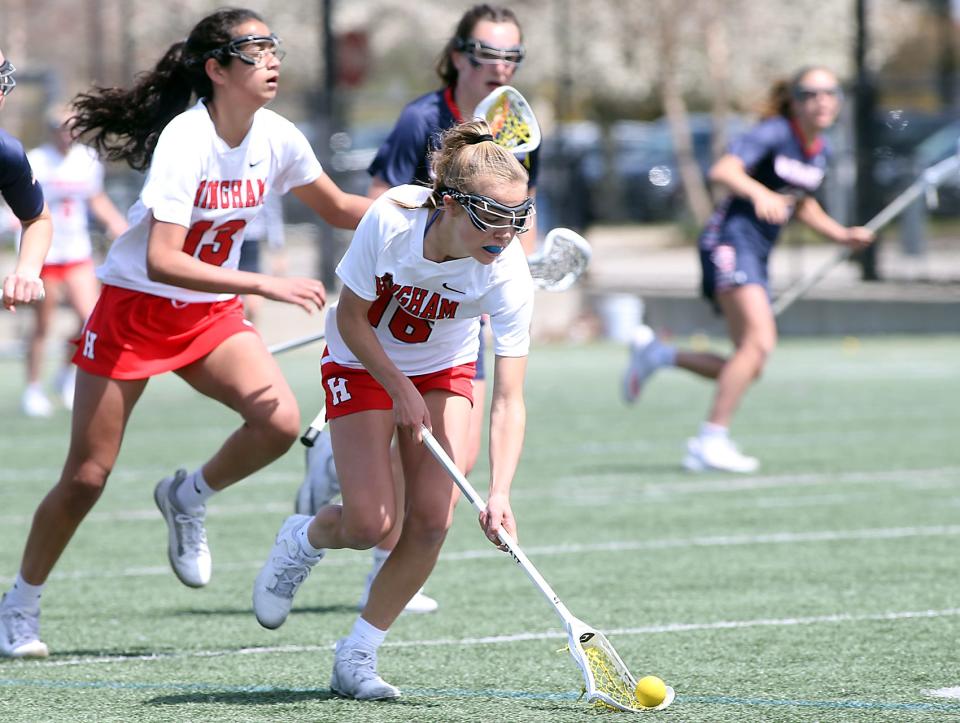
left=1, top=335, right=959, bottom=722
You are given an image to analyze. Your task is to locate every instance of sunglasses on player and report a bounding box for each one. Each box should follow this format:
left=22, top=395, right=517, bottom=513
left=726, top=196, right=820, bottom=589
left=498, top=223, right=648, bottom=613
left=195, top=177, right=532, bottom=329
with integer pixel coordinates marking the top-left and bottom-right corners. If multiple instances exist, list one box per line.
left=443, top=188, right=535, bottom=234
left=794, top=86, right=843, bottom=103
left=456, top=38, right=525, bottom=67
left=204, top=34, right=286, bottom=68
left=0, top=60, right=16, bottom=97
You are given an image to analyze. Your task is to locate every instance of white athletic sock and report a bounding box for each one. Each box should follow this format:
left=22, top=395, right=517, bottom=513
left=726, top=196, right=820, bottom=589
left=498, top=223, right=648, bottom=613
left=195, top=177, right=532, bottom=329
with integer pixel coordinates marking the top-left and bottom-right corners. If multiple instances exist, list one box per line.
left=295, top=521, right=325, bottom=558
left=4, top=574, right=44, bottom=612
left=700, top=422, right=729, bottom=440
left=345, top=615, right=387, bottom=653
left=174, top=468, right=215, bottom=512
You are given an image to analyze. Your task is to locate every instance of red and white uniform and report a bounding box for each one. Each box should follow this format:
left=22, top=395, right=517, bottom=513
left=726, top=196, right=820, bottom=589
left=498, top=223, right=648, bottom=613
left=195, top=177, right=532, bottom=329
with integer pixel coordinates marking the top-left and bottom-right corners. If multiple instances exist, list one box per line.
left=326, top=185, right=534, bottom=377
left=97, top=100, right=322, bottom=302
left=27, top=143, right=104, bottom=264
left=74, top=101, right=323, bottom=379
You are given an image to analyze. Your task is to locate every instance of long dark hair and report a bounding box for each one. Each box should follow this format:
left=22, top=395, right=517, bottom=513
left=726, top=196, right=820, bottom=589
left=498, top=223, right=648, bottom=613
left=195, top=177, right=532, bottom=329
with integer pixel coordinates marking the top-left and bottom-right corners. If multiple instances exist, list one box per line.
left=71, top=8, right=264, bottom=171
left=435, top=4, right=522, bottom=88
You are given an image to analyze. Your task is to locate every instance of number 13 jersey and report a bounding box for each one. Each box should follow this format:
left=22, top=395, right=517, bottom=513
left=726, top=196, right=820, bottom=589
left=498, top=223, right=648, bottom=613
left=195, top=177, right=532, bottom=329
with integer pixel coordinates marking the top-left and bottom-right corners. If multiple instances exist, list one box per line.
left=97, top=100, right=322, bottom=302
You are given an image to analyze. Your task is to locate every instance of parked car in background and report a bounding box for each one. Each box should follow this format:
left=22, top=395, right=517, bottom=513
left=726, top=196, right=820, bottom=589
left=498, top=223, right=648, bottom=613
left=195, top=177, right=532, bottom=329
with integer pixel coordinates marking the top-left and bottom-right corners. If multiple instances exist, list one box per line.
left=540, top=114, right=747, bottom=227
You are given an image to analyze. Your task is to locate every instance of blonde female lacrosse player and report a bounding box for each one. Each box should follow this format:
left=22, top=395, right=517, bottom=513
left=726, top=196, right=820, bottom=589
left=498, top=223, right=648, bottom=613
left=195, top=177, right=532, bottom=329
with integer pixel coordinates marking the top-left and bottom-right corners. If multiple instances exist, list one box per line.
left=297, top=3, right=536, bottom=614
left=0, top=7, right=371, bottom=659
left=254, top=120, right=535, bottom=700
left=622, top=66, right=874, bottom=473
left=0, top=46, right=53, bottom=313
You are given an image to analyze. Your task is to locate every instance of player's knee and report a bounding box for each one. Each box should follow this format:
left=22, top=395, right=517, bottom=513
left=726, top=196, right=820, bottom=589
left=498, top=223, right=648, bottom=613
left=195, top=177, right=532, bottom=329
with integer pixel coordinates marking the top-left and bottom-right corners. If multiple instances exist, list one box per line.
left=254, top=408, right=301, bottom=456
left=403, top=512, right=452, bottom=549
left=344, top=513, right=395, bottom=550
left=61, top=461, right=111, bottom=507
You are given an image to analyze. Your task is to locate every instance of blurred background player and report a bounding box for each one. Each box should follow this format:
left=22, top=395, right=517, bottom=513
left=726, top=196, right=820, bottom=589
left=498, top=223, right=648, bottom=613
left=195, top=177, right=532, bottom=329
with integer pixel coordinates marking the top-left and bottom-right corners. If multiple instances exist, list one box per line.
left=0, top=8, right=370, bottom=659
left=254, top=120, right=534, bottom=700
left=621, top=66, right=874, bottom=474
left=296, top=3, right=536, bottom=615
left=238, top=190, right=286, bottom=324
left=19, top=108, right=128, bottom=417
left=0, top=47, right=52, bottom=314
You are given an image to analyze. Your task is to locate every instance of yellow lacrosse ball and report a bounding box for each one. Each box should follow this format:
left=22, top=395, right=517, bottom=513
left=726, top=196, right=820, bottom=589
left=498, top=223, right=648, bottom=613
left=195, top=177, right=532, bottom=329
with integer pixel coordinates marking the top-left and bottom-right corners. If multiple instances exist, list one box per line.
left=635, top=675, right=667, bottom=708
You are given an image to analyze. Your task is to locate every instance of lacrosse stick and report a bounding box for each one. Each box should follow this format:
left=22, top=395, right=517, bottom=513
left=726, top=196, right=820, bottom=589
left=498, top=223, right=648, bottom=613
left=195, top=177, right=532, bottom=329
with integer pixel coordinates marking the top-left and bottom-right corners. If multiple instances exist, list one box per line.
left=473, top=85, right=541, bottom=155
left=527, top=227, right=592, bottom=292
left=419, top=426, right=674, bottom=713
left=772, top=153, right=960, bottom=317
left=300, top=405, right=327, bottom=447
left=267, top=331, right=326, bottom=355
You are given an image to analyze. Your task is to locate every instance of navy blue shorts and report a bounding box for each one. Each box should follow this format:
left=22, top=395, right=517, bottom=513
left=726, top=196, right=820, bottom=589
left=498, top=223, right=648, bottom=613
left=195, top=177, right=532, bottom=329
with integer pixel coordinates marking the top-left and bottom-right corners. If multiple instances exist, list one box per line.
left=700, top=243, right=769, bottom=312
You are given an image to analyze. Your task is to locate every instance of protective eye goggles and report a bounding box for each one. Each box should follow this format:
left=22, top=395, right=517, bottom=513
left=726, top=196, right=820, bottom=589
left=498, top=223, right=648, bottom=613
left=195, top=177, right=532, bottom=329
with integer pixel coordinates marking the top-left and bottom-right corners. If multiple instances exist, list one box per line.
left=204, top=34, right=286, bottom=67
left=456, top=38, right=525, bottom=67
left=0, top=60, right=17, bottom=97
left=444, top=188, right=535, bottom=234
left=793, top=86, right=843, bottom=103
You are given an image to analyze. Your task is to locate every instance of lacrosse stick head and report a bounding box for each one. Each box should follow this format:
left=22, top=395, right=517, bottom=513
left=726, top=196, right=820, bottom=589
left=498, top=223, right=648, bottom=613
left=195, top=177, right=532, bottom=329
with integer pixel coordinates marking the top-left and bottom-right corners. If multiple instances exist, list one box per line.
left=473, top=85, right=541, bottom=155
left=566, top=617, right=675, bottom=713
left=527, top=227, right=592, bottom=292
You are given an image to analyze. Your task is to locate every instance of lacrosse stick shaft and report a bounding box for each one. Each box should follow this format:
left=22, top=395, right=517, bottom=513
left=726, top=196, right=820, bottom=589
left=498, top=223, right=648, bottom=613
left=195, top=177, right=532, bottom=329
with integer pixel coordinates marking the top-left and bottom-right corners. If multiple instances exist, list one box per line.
left=420, top=426, right=575, bottom=622
left=300, top=407, right=326, bottom=447
left=267, top=332, right=326, bottom=356
left=772, top=153, right=960, bottom=317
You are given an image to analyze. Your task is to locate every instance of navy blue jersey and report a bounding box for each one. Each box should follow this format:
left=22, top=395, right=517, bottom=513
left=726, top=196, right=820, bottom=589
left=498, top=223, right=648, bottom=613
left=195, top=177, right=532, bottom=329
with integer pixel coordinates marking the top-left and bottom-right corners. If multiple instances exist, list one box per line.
left=367, top=87, right=539, bottom=190
left=0, top=129, right=44, bottom=221
left=701, top=115, right=829, bottom=256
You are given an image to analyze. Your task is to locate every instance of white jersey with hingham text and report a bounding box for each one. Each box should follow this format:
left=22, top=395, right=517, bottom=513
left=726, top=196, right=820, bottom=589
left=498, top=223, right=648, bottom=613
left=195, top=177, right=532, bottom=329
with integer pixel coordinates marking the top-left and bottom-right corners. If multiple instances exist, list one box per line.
left=97, top=100, right=322, bottom=302
left=326, top=185, right=534, bottom=377
left=28, top=143, right=105, bottom=264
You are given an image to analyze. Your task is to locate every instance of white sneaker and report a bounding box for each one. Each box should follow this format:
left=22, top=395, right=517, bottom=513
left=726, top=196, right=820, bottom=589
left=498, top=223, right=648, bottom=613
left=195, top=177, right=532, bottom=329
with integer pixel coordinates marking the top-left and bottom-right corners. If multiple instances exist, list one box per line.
left=330, top=638, right=401, bottom=700
left=683, top=436, right=759, bottom=473
left=295, top=429, right=340, bottom=515
left=57, top=365, right=77, bottom=411
left=358, top=572, right=439, bottom=614
left=21, top=384, right=53, bottom=418
left=622, top=325, right=662, bottom=404
left=253, top=514, right=322, bottom=629
left=154, top=469, right=211, bottom=588
left=0, top=595, right=49, bottom=659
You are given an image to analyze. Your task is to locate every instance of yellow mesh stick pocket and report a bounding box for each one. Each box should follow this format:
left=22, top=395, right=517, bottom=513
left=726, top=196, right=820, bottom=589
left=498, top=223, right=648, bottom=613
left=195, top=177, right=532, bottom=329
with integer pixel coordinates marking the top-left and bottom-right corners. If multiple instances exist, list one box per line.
left=487, top=96, right=531, bottom=149
left=584, top=646, right=636, bottom=710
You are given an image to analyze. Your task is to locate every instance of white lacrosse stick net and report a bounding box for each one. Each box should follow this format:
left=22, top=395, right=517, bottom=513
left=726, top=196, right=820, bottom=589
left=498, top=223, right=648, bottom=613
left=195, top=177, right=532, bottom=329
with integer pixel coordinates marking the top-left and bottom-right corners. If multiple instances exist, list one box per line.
left=473, top=85, right=541, bottom=154
left=419, top=427, right=674, bottom=713
left=527, top=227, right=592, bottom=292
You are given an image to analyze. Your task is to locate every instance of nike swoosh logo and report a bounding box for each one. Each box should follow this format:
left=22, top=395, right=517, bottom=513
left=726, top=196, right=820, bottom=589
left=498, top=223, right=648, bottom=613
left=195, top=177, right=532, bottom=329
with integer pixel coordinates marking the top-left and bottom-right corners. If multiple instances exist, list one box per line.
left=442, top=283, right=465, bottom=294
left=249, top=159, right=265, bottom=167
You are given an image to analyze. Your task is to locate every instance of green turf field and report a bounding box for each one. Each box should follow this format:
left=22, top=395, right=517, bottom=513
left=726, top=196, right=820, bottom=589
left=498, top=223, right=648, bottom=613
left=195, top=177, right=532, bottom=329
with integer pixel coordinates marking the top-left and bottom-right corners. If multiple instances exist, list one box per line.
left=1, top=335, right=959, bottom=722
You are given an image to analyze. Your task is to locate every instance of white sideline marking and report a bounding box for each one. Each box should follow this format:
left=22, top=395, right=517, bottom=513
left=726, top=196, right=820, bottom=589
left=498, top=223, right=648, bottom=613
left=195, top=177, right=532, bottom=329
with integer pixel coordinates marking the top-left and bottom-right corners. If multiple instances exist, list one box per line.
left=3, top=523, right=960, bottom=585
left=925, top=687, right=960, bottom=699
left=34, top=607, right=960, bottom=668
left=547, top=466, right=960, bottom=497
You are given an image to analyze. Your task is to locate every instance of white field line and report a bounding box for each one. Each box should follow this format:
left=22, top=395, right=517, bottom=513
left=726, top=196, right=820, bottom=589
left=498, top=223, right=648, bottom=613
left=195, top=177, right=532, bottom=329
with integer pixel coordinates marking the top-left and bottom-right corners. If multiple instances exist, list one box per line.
left=925, top=687, right=960, bottom=699
left=1, top=465, right=956, bottom=526
left=3, top=523, right=960, bottom=586
left=31, top=606, right=960, bottom=669
left=545, top=466, right=960, bottom=498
